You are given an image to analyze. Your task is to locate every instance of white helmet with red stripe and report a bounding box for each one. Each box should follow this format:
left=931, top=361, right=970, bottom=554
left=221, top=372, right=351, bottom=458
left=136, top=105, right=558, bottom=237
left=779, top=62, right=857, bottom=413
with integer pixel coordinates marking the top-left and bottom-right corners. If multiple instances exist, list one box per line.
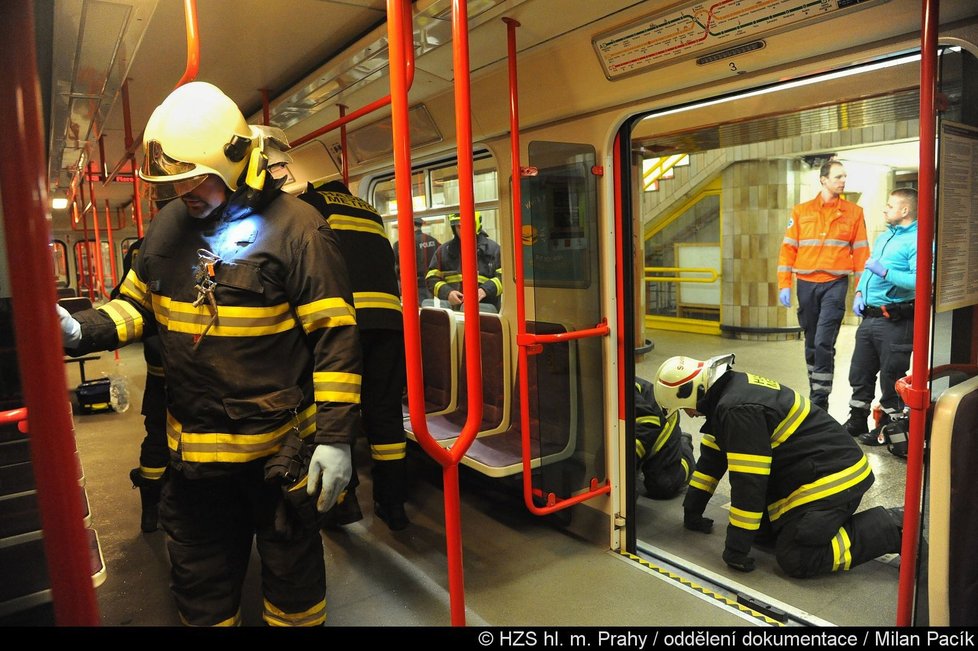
left=653, top=354, right=734, bottom=414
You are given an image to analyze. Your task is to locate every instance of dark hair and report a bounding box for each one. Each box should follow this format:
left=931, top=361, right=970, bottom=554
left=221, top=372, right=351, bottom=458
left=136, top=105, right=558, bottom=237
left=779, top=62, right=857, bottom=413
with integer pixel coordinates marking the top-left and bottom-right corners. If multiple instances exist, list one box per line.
left=891, top=187, right=918, bottom=216
left=819, top=160, right=843, bottom=179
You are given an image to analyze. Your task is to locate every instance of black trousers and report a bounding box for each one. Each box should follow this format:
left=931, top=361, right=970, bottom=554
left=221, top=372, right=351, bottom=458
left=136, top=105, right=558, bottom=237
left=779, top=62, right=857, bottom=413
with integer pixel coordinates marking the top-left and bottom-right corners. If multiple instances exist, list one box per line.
left=137, top=338, right=169, bottom=479
left=774, top=501, right=901, bottom=578
left=848, top=315, right=914, bottom=416
left=160, top=461, right=327, bottom=626
left=796, top=277, right=848, bottom=410
left=349, top=329, right=408, bottom=506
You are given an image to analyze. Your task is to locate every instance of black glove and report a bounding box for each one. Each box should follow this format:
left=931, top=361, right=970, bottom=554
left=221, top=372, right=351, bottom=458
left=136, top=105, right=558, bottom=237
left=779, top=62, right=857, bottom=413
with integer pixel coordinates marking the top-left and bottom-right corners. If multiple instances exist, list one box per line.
left=684, top=510, right=714, bottom=533
left=264, top=432, right=324, bottom=536
left=723, top=548, right=756, bottom=572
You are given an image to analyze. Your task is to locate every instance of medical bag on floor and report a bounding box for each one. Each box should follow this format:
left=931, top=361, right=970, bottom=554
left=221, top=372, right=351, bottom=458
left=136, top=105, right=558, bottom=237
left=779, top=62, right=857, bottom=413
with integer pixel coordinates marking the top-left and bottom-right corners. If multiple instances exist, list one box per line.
left=76, top=377, right=112, bottom=414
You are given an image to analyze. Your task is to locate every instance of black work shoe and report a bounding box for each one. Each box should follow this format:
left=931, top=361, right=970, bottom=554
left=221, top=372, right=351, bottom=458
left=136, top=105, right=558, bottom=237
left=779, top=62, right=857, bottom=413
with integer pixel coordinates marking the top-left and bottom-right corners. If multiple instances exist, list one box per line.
left=844, top=410, right=870, bottom=437
left=322, top=491, right=364, bottom=530
left=375, top=501, right=409, bottom=531
left=858, top=429, right=889, bottom=446
left=130, top=468, right=162, bottom=533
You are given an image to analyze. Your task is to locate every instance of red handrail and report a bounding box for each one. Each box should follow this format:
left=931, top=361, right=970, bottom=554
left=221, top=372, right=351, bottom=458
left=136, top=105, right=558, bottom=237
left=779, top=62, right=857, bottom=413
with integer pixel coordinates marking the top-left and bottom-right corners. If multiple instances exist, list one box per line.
left=897, top=0, right=938, bottom=626
left=0, top=407, right=29, bottom=433
left=103, top=0, right=200, bottom=189
left=289, top=6, right=415, bottom=149
left=0, top=0, right=100, bottom=625
left=504, top=17, right=611, bottom=516
left=388, top=0, right=485, bottom=626
left=87, top=163, right=108, bottom=300
left=121, top=79, right=144, bottom=237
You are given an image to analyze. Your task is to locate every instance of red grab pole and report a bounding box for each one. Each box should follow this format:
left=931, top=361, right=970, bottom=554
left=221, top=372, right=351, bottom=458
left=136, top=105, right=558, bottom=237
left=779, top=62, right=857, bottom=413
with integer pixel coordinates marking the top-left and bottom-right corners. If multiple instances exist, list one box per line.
left=0, top=0, right=100, bottom=626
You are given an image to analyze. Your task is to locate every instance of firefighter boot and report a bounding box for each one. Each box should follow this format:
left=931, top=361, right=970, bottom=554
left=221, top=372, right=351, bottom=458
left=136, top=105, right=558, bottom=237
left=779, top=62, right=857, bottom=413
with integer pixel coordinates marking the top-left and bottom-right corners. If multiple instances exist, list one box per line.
left=859, top=412, right=893, bottom=446
left=129, top=468, right=162, bottom=533
left=373, top=460, right=410, bottom=531
left=844, top=408, right=870, bottom=437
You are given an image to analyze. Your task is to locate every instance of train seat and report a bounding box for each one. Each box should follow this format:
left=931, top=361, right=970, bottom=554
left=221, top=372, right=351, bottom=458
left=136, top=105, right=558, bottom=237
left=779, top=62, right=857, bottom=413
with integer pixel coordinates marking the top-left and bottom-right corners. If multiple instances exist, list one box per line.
left=405, top=311, right=511, bottom=444
left=403, top=306, right=460, bottom=418
left=461, top=321, right=577, bottom=478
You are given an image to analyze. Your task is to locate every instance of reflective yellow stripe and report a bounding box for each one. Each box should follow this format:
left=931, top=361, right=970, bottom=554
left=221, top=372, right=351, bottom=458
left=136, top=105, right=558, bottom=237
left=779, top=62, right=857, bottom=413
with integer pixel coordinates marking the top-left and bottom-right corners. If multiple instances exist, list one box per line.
left=771, top=391, right=810, bottom=448
left=147, top=363, right=164, bottom=377
left=353, top=291, right=402, bottom=313
left=636, top=415, right=661, bottom=427
left=295, top=297, right=357, bottom=333
left=99, top=299, right=144, bottom=344
left=727, top=452, right=772, bottom=475
left=371, top=442, right=406, bottom=461
left=680, top=458, right=690, bottom=481
left=635, top=440, right=646, bottom=459
left=729, top=506, right=764, bottom=530
left=314, top=371, right=361, bottom=404
left=154, top=296, right=299, bottom=336
left=118, top=269, right=152, bottom=310
left=689, top=471, right=718, bottom=495
left=701, top=433, right=720, bottom=451
left=180, top=609, right=241, bottom=627
left=831, top=527, right=853, bottom=571
left=137, top=465, right=167, bottom=481
left=263, top=597, right=326, bottom=627
left=652, top=412, right=678, bottom=454
left=768, top=455, right=872, bottom=521
left=489, top=276, right=503, bottom=295
left=326, top=214, right=388, bottom=239
left=166, top=405, right=316, bottom=463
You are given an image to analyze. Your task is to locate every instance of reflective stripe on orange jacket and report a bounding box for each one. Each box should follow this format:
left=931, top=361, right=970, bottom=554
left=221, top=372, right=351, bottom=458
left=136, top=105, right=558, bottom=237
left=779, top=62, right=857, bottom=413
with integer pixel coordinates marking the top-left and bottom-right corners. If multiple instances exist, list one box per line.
left=777, top=194, right=869, bottom=288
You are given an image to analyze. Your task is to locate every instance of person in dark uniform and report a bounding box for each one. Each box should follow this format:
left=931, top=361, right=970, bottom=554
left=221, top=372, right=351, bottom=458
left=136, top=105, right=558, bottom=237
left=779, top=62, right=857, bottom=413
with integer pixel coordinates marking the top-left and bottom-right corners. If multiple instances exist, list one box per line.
left=58, top=81, right=361, bottom=626
left=111, top=238, right=168, bottom=533
left=395, top=217, right=440, bottom=305
left=654, top=354, right=903, bottom=578
left=299, top=180, right=410, bottom=531
left=844, top=188, right=918, bottom=445
left=425, top=212, right=502, bottom=312
left=634, top=376, right=694, bottom=499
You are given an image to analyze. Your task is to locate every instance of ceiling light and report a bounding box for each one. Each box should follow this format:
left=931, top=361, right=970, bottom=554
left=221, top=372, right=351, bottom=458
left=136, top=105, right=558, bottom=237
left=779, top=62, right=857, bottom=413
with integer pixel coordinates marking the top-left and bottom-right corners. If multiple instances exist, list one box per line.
left=52, top=197, right=69, bottom=210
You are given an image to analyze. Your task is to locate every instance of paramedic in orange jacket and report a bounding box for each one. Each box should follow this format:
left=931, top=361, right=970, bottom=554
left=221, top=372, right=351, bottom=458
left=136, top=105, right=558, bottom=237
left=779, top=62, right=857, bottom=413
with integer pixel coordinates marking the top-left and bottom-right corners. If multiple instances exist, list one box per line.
left=777, top=160, right=869, bottom=413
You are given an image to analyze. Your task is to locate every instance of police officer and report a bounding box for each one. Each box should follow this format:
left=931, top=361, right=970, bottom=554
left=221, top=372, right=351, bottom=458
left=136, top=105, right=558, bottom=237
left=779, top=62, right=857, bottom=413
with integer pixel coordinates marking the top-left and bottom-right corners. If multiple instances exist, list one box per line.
left=634, top=376, right=694, bottom=499
left=778, top=160, right=870, bottom=412
left=395, top=217, right=440, bottom=305
left=845, top=188, right=918, bottom=444
left=425, top=212, right=502, bottom=312
left=654, top=354, right=902, bottom=578
left=299, top=180, right=410, bottom=530
left=58, top=82, right=361, bottom=626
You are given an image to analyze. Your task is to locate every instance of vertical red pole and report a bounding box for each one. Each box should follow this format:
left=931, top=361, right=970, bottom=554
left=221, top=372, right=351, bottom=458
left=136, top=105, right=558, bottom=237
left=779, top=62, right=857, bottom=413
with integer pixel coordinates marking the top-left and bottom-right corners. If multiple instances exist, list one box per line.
left=339, top=104, right=349, bottom=185
left=87, top=163, right=105, bottom=298
left=0, top=0, right=100, bottom=625
left=121, top=79, right=144, bottom=237
left=896, top=0, right=938, bottom=627
left=103, top=199, right=118, bottom=290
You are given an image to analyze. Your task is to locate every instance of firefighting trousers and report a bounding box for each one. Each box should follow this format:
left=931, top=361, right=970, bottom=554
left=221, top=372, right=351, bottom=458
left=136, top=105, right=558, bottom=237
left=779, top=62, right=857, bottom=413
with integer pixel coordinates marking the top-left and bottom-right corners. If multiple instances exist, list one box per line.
left=848, top=315, right=914, bottom=416
left=796, top=277, right=848, bottom=410
left=347, top=329, right=408, bottom=506
left=159, top=460, right=327, bottom=626
left=641, top=433, right=695, bottom=500
left=774, top=502, right=902, bottom=578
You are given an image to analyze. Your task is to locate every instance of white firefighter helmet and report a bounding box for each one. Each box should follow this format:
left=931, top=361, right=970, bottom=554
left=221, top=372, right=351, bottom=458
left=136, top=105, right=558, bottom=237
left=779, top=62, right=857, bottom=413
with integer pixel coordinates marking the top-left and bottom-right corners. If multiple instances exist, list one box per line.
left=653, top=354, right=735, bottom=414
left=139, top=82, right=253, bottom=201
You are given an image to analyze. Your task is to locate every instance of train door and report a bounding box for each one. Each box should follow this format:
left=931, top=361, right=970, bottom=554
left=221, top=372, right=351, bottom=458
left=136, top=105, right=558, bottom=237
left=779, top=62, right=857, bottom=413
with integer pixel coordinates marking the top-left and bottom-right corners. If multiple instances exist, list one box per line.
left=621, top=48, right=969, bottom=626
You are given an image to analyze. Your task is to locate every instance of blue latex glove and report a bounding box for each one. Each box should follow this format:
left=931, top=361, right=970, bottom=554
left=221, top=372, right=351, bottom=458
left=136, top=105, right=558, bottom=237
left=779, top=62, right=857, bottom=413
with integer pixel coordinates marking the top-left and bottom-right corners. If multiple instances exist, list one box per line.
left=853, top=293, right=866, bottom=317
left=778, top=288, right=791, bottom=308
left=864, top=259, right=888, bottom=278
left=307, top=443, right=352, bottom=513
left=56, top=304, right=81, bottom=348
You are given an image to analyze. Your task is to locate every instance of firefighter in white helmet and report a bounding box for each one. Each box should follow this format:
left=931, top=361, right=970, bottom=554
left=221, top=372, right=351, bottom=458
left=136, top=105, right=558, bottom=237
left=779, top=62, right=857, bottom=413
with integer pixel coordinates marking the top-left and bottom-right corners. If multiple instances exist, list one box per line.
left=654, top=355, right=903, bottom=578
left=59, top=81, right=361, bottom=626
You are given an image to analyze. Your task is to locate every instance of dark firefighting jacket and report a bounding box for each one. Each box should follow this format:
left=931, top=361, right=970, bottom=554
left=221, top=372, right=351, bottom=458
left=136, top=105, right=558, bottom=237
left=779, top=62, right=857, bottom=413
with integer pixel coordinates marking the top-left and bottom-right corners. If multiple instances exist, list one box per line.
left=71, top=190, right=362, bottom=478
left=683, top=370, right=874, bottom=557
left=634, top=377, right=692, bottom=497
left=425, top=231, right=502, bottom=310
left=298, top=181, right=402, bottom=332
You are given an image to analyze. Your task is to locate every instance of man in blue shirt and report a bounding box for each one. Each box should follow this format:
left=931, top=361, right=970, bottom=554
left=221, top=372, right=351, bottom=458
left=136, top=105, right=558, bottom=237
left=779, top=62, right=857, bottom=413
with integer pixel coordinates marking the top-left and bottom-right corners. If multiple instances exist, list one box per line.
left=844, top=188, right=918, bottom=445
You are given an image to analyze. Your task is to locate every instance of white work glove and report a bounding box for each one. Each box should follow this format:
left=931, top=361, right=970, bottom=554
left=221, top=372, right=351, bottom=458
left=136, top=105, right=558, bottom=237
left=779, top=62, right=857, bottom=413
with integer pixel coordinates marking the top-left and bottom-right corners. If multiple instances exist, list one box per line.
left=306, top=443, right=352, bottom=513
left=56, top=304, right=82, bottom=349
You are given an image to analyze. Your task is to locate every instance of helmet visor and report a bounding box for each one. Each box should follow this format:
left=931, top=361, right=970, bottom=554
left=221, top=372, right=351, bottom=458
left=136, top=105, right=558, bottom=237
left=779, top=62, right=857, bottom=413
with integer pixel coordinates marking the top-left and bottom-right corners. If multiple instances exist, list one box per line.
left=140, top=173, right=209, bottom=202
left=140, top=140, right=198, bottom=179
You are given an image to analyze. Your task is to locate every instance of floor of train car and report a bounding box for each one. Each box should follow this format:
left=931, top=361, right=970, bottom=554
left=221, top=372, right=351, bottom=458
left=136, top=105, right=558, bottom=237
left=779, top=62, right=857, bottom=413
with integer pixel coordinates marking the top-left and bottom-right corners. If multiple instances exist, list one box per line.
left=636, top=326, right=916, bottom=627
left=42, top=344, right=754, bottom=628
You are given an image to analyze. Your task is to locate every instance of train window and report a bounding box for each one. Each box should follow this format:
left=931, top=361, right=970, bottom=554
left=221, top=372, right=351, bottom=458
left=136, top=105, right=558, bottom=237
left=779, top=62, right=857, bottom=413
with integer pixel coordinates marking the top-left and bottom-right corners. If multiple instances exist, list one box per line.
left=74, top=240, right=114, bottom=295
left=50, top=240, right=69, bottom=288
left=372, top=152, right=499, bottom=248
left=521, top=141, right=598, bottom=289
